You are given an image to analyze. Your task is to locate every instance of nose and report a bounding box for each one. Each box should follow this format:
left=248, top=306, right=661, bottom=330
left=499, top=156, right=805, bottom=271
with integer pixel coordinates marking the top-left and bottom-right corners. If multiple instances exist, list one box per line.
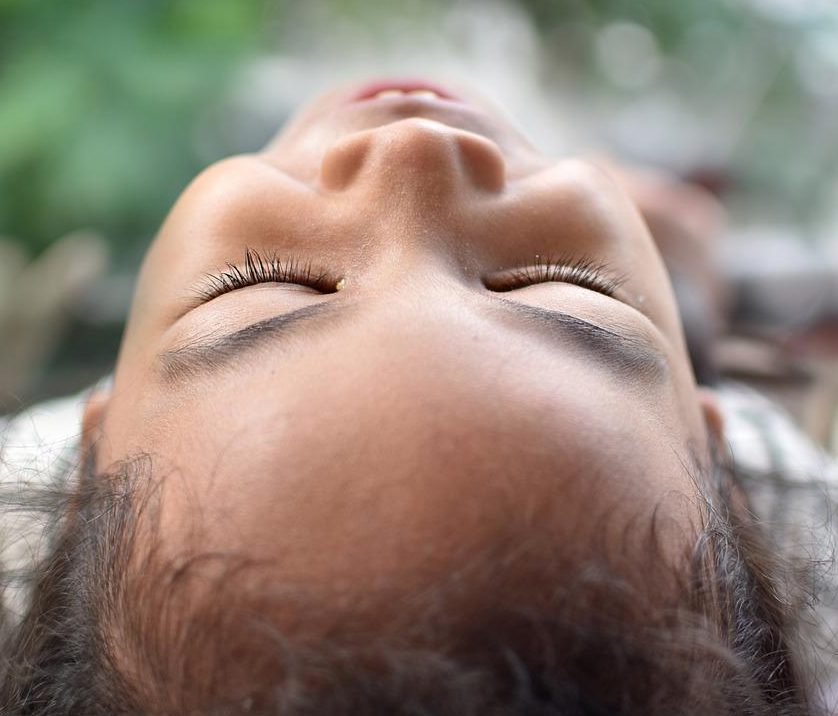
left=319, top=118, right=507, bottom=197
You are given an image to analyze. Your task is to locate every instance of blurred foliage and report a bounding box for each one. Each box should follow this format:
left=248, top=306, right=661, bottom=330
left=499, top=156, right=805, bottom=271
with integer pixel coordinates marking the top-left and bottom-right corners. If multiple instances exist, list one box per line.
left=519, top=0, right=838, bottom=230
left=0, top=0, right=282, bottom=256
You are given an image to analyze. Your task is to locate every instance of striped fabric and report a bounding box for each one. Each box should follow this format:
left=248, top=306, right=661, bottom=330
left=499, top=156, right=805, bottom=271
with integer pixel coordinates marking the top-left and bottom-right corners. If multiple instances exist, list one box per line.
left=716, top=381, right=838, bottom=708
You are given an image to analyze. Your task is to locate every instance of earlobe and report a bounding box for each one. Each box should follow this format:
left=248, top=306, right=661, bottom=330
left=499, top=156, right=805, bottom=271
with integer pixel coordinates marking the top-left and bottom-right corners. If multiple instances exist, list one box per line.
left=81, top=390, right=110, bottom=454
left=697, top=388, right=725, bottom=447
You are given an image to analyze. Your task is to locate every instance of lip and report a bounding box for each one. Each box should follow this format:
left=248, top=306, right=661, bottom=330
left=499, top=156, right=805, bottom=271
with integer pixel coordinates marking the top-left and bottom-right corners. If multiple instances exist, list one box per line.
left=347, top=77, right=464, bottom=104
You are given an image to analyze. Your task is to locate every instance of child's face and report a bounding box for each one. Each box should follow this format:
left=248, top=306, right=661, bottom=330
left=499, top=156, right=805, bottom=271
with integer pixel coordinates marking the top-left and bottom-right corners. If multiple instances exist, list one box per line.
left=88, top=79, right=717, bottom=612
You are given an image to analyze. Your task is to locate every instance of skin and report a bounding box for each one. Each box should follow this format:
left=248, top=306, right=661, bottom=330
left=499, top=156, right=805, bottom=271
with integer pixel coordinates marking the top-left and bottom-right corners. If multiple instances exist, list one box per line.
left=83, top=79, right=722, bottom=624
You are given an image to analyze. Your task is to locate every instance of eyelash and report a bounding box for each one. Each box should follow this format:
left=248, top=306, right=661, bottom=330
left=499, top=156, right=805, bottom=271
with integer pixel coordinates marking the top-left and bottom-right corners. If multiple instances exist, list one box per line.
left=196, top=248, right=337, bottom=302
left=487, top=255, right=626, bottom=297
left=196, top=249, right=625, bottom=302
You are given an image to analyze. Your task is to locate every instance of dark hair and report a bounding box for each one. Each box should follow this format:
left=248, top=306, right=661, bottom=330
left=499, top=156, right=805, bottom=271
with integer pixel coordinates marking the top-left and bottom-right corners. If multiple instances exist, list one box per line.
left=0, top=448, right=827, bottom=715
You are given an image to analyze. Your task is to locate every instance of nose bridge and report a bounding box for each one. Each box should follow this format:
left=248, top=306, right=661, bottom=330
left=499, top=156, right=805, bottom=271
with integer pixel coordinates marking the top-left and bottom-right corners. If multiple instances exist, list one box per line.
left=320, top=118, right=506, bottom=200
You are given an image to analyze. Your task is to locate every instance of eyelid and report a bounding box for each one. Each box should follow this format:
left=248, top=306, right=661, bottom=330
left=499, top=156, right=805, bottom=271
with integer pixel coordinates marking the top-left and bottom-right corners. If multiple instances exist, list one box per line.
left=190, top=251, right=639, bottom=317
left=193, top=247, right=340, bottom=304
left=483, top=255, right=627, bottom=298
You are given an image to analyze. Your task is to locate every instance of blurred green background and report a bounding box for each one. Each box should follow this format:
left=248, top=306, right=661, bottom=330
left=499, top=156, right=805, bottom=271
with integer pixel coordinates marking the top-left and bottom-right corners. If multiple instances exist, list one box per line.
left=2, top=0, right=837, bottom=409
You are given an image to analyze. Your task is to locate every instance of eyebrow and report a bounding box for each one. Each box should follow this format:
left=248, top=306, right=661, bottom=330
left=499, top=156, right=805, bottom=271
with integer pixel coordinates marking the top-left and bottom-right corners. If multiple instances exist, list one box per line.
left=494, top=299, right=667, bottom=381
left=159, top=302, right=339, bottom=382
left=158, top=298, right=667, bottom=384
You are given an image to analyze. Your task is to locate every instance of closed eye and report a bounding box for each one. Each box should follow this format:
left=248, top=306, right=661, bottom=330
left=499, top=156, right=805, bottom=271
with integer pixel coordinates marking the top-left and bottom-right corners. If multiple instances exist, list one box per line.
left=483, top=255, right=626, bottom=298
left=195, top=247, right=340, bottom=303
left=194, top=250, right=626, bottom=307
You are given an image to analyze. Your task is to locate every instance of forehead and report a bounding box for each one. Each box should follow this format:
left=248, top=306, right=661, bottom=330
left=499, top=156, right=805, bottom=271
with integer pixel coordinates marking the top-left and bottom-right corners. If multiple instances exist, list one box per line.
left=131, top=339, right=702, bottom=622
left=126, top=308, right=699, bottom=551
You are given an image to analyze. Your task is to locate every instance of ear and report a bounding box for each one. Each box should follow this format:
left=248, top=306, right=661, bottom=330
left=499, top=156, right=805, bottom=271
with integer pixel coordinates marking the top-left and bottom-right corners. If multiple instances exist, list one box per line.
left=81, top=389, right=110, bottom=455
left=697, top=388, right=725, bottom=447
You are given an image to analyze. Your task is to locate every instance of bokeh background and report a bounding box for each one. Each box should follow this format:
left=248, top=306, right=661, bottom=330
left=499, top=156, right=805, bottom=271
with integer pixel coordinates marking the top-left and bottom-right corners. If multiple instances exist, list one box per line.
left=2, top=0, right=837, bottom=445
